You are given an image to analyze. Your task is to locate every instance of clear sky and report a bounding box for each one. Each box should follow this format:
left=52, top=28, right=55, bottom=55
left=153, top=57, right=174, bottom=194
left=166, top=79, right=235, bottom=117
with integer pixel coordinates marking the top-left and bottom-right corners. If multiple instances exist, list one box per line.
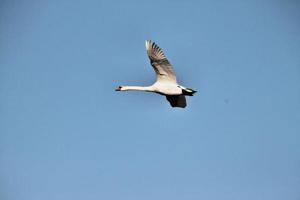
left=1, top=0, right=300, bottom=200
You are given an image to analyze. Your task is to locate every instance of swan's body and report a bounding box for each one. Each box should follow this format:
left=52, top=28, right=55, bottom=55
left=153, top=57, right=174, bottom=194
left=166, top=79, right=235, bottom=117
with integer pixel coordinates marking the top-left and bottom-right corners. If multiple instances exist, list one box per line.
left=116, top=40, right=196, bottom=108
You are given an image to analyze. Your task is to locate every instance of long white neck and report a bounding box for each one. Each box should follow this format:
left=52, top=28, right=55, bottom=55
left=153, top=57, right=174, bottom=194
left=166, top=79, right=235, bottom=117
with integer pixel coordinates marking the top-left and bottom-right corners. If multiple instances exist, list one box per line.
left=121, top=86, right=154, bottom=92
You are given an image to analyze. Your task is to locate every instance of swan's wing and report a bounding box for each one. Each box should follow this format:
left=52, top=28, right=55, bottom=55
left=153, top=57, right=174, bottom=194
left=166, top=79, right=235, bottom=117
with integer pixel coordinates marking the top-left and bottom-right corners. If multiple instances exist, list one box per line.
left=166, top=95, right=187, bottom=108
left=145, top=40, right=177, bottom=83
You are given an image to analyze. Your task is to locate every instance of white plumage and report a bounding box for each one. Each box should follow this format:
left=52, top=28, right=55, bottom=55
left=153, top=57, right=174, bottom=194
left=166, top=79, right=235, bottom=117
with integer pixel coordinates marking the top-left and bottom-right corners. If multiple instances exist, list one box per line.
left=116, top=40, right=196, bottom=108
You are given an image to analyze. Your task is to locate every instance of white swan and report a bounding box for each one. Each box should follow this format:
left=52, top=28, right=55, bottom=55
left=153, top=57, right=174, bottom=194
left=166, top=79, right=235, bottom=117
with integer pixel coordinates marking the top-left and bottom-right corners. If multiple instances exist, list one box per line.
left=115, top=40, right=196, bottom=108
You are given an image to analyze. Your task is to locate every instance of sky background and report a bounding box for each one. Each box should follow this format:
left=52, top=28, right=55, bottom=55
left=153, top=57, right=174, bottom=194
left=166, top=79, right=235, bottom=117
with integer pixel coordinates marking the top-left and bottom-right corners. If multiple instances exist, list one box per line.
left=1, top=0, right=300, bottom=200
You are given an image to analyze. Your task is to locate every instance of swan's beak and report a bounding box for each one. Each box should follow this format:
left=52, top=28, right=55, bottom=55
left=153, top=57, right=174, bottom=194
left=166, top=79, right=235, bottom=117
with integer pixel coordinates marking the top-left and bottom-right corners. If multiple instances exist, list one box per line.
left=115, top=86, right=122, bottom=91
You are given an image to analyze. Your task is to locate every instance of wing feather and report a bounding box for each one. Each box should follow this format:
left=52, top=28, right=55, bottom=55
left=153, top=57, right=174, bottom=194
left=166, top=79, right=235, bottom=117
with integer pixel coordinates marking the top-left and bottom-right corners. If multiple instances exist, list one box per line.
left=145, top=40, right=177, bottom=83
left=166, top=95, right=187, bottom=108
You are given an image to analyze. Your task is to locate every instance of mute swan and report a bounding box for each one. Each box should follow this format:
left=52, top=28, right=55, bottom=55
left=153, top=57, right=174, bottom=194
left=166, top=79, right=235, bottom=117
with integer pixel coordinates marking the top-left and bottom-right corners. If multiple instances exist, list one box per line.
left=115, top=40, right=196, bottom=108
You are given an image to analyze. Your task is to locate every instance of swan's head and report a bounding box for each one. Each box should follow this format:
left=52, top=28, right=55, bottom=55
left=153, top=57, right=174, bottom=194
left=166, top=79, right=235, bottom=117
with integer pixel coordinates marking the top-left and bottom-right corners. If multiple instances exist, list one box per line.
left=115, top=86, right=124, bottom=91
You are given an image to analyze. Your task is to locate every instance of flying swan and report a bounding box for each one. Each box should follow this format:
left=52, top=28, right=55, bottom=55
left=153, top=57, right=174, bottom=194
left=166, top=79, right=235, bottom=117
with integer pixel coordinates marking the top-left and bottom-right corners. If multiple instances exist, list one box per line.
left=115, top=40, right=196, bottom=108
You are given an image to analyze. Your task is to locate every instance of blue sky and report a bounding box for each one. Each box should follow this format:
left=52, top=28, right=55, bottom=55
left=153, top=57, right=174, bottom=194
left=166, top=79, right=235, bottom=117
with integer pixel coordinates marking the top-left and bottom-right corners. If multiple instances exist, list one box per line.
left=1, top=0, right=300, bottom=200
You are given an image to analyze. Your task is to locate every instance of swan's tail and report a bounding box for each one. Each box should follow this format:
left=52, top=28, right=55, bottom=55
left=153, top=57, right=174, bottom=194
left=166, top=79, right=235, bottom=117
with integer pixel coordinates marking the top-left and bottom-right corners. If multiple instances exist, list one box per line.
left=178, top=85, right=197, bottom=96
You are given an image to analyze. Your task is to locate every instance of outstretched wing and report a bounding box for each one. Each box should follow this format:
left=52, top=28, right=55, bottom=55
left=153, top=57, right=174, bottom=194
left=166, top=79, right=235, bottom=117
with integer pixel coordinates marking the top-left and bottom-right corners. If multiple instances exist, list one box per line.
left=166, top=95, right=187, bottom=108
left=145, top=40, right=177, bottom=83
